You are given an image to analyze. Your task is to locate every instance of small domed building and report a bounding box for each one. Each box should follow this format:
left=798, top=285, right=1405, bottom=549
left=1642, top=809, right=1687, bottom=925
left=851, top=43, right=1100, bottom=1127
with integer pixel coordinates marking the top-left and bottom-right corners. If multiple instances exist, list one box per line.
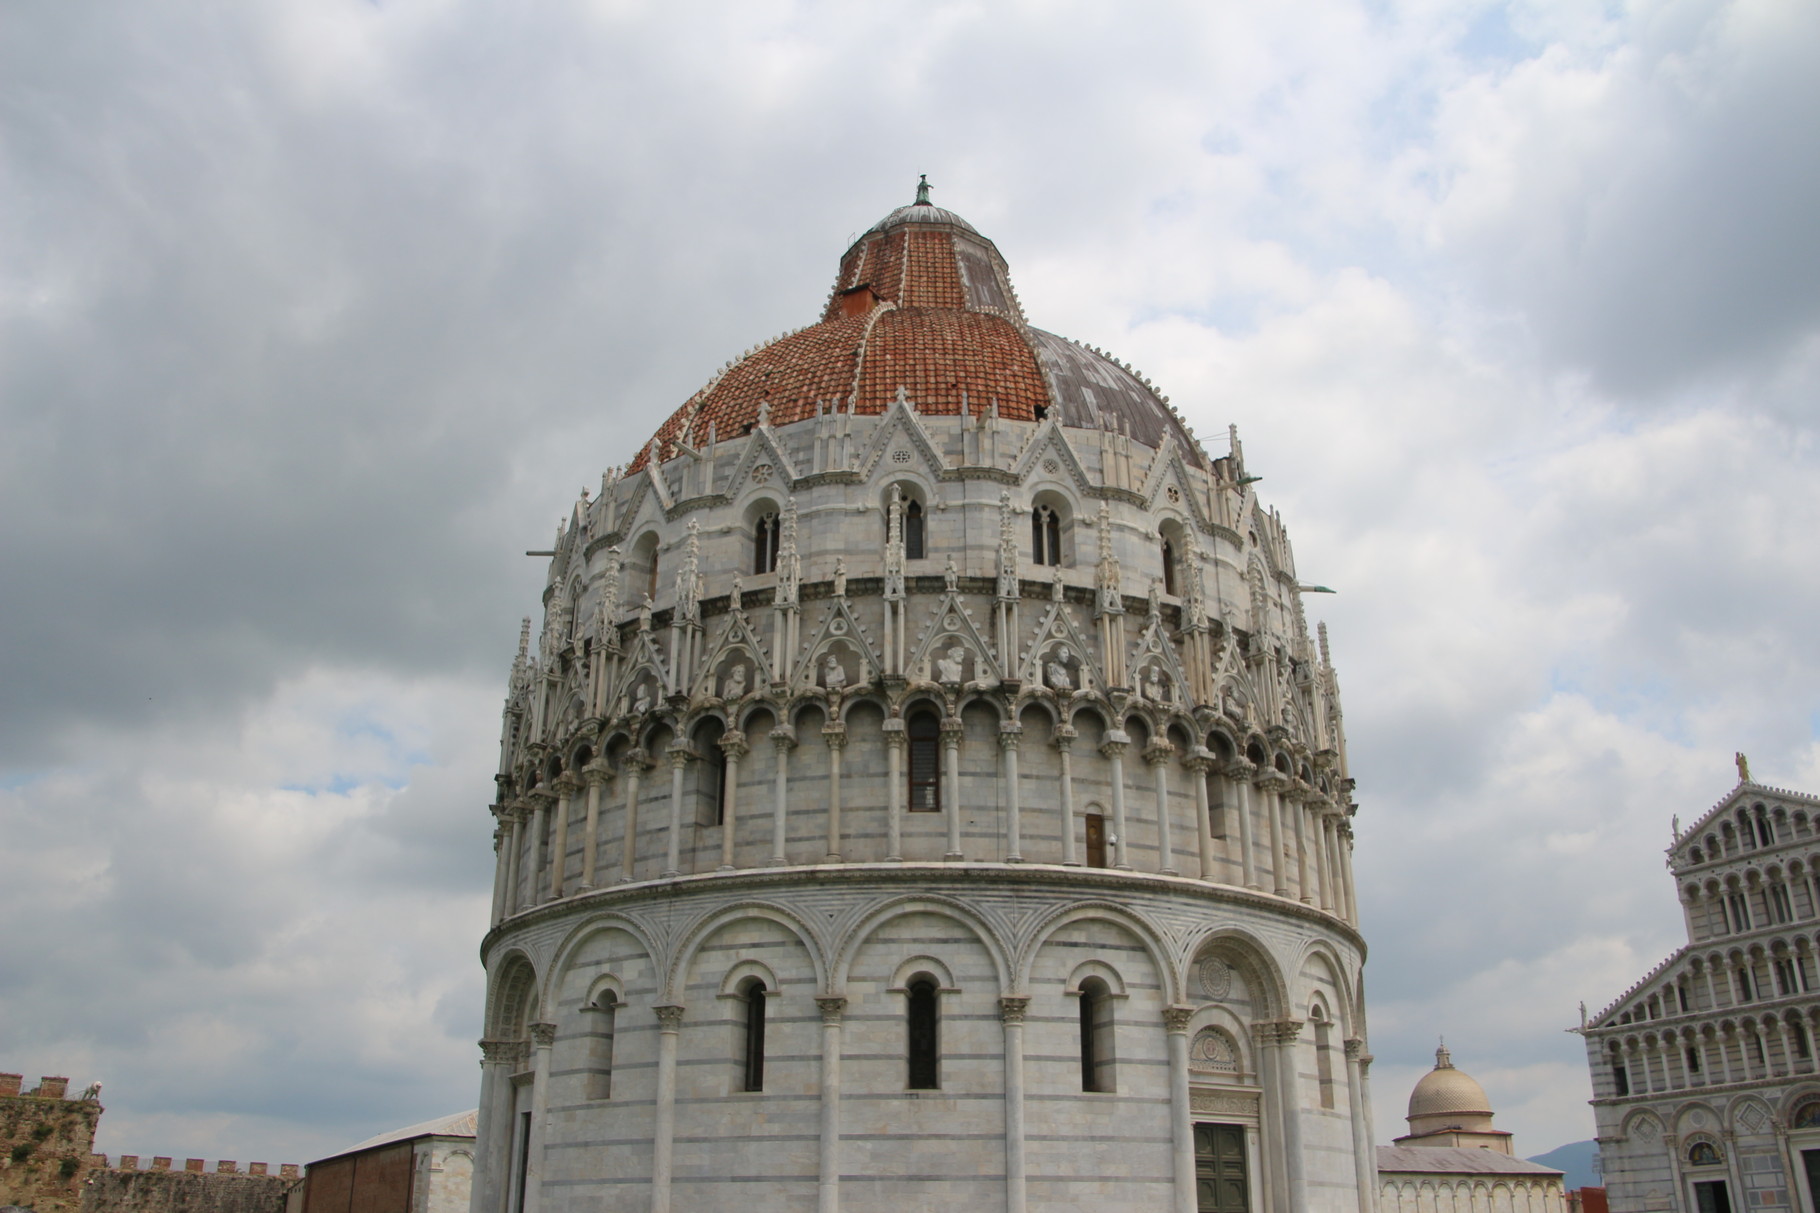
left=470, top=183, right=1374, bottom=1213
left=1397, top=1045, right=1514, bottom=1153
left=1378, top=1047, right=1567, bottom=1213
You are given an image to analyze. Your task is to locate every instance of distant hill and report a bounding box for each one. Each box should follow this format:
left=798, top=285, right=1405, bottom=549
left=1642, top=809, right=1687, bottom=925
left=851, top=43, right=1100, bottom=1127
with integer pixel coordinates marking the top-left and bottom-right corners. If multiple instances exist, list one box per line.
left=1528, top=1140, right=1600, bottom=1190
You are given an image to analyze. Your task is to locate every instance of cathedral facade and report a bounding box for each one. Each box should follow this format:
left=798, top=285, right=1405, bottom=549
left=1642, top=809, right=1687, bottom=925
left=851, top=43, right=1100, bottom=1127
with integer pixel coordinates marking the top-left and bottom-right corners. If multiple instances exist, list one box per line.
left=1582, top=772, right=1820, bottom=1213
left=470, top=187, right=1373, bottom=1213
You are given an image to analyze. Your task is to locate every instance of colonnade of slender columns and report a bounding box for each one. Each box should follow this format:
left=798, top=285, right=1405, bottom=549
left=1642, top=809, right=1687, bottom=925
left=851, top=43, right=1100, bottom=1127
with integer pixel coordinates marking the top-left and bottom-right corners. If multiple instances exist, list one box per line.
left=491, top=716, right=1363, bottom=932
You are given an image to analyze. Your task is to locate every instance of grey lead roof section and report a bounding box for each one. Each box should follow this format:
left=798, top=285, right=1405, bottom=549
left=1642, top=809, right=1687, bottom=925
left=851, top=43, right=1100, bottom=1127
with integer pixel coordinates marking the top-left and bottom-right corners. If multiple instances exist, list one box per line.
left=1029, top=328, right=1206, bottom=467
left=1376, top=1147, right=1563, bottom=1176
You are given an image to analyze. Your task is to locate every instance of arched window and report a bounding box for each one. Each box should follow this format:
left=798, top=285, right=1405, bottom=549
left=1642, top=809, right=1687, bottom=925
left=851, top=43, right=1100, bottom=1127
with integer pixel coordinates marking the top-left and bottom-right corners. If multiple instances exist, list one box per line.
left=907, top=978, right=940, bottom=1089
left=1079, top=977, right=1116, bottom=1092
left=1161, top=538, right=1177, bottom=596
left=694, top=720, right=727, bottom=826
left=1311, top=1007, right=1336, bottom=1108
left=754, top=512, right=781, bottom=575
left=1084, top=811, right=1108, bottom=869
left=585, top=992, right=619, bottom=1100
left=1688, top=1141, right=1722, bottom=1167
left=904, top=499, right=925, bottom=561
left=1793, top=1100, right=1820, bottom=1128
left=741, top=978, right=767, bottom=1092
left=908, top=711, right=941, bottom=812
left=1792, top=1021, right=1811, bottom=1059
left=1032, top=505, right=1062, bottom=566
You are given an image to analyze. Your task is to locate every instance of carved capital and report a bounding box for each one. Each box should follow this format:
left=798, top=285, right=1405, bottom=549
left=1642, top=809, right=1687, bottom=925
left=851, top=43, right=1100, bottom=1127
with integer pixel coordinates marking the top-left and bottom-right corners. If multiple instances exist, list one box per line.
left=1051, top=724, right=1077, bottom=752
left=1162, top=1006, right=1195, bottom=1034
left=1182, top=748, right=1215, bottom=774
left=822, top=724, right=848, bottom=750
left=999, top=996, right=1031, bottom=1026
left=529, top=1022, right=558, bottom=1049
left=940, top=716, right=965, bottom=740
left=1144, top=740, right=1177, bottom=766
left=770, top=726, right=797, bottom=752
left=883, top=722, right=907, bottom=748
left=1223, top=759, right=1255, bottom=781
left=1250, top=1018, right=1304, bottom=1047
left=654, top=1004, right=686, bottom=1031
left=529, top=787, right=558, bottom=808
left=718, top=730, right=750, bottom=760
left=552, top=772, right=583, bottom=796
left=583, top=763, right=613, bottom=788
left=479, top=1038, right=528, bottom=1067
left=1344, top=1037, right=1365, bottom=1059
left=622, top=752, right=654, bottom=775
left=998, top=724, right=1024, bottom=751
left=1100, top=739, right=1129, bottom=760
left=667, top=741, right=696, bottom=769
left=816, top=997, right=847, bottom=1025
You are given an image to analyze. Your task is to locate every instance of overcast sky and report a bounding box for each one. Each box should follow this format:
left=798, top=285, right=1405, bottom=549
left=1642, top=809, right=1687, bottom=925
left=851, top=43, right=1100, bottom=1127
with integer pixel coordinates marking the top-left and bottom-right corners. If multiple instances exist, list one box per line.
left=3, top=0, right=1817, bottom=1168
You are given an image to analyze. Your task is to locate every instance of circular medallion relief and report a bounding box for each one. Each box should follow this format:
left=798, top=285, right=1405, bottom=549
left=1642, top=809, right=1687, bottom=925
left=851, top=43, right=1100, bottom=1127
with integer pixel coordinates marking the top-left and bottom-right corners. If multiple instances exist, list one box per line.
left=752, top=464, right=772, bottom=482
left=830, top=618, right=848, bottom=635
left=892, top=449, right=911, bottom=464
left=1167, top=486, right=1181, bottom=504
left=1199, top=957, right=1233, bottom=1001
left=944, top=613, right=962, bottom=630
left=1043, top=458, right=1060, bottom=473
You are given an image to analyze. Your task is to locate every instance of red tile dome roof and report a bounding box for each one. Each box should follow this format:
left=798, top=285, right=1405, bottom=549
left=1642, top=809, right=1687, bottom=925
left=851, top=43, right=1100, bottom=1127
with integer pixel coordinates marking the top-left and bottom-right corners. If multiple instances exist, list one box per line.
left=629, top=185, right=1203, bottom=472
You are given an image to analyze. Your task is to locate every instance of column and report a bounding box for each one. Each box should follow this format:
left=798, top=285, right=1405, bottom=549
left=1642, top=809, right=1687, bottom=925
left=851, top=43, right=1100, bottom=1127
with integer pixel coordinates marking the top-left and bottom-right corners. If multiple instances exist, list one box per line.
left=943, top=716, right=964, bottom=861
left=1002, top=998, right=1032, bottom=1213
left=490, top=820, right=510, bottom=925
left=505, top=805, right=527, bottom=912
left=619, top=756, right=648, bottom=883
left=1273, top=1021, right=1308, bottom=1213
left=718, top=731, right=748, bottom=871
left=1055, top=726, right=1078, bottom=866
left=1187, top=752, right=1216, bottom=881
left=475, top=1040, right=523, bottom=1213
left=529, top=792, right=554, bottom=904
left=1163, top=1007, right=1195, bottom=1213
left=1264, top=777, right=1289, bottom=897
left=1322, top=817, right=1342, bottom=914
left=1147, top=740, right=1177, bottom=875
left=816, top=997, right=846, bottom=1213
left=651, top=1005, right=684, bottom=1213
left=1001, top=725, right=1024, bottom=863
left=1344, top=1039, right=1376, bottom=1213
left=824, top=724, right=847, bottom=862
left=1253, top=1025, right=1290, bottom=1213
left=549, top=775, right=578, bottom=900
left=1228, top=763, right=1259, bottom=890
left=524, top=1023, right=556, bottom=1213
left=1339, top=826, right=1354, bottom=921
left=1103, top=732, right=1131, bottom=869
left=885, top=720, right=905, bottom=861
left=580, top=766, right=608, bottom=890
left=664, top=744, right=692, bottom=878
left=1290, top=790, right=1311, bottom=904
left=771, top=726, right=795, bottom=866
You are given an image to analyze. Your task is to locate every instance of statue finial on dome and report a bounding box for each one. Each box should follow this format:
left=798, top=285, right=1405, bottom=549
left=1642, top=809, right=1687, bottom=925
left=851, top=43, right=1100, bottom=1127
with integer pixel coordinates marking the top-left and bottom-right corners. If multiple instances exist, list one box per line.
left=1435, top=1040, right=1453, bottom=1069
left=915, top=174, right=932, bottom=205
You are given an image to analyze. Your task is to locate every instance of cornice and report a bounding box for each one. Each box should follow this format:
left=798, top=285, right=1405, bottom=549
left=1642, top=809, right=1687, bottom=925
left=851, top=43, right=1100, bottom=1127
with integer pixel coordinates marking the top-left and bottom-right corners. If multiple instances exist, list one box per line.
left=479, top=859, right=1367, bottom=966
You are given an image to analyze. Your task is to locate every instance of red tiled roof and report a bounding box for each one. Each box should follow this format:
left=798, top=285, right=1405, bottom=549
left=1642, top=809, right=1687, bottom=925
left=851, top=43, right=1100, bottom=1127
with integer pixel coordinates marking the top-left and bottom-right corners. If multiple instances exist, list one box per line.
left=626, top=202, right=1202, bottom=474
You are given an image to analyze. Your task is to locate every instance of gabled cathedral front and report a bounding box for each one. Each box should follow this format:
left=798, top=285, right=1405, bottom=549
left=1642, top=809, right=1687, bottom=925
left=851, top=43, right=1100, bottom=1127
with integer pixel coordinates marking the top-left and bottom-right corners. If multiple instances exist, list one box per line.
left=470, top=185, right=1373, bottom=1213
left=1581, top=767, right=1820, bottom=1213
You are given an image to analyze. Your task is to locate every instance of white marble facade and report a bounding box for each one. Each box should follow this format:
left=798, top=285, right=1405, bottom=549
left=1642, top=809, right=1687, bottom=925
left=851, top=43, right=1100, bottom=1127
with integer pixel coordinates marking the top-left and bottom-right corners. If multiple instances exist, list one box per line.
left=1582, top=775, right=1820, bottom=1213
left=471, top=195, right=1372, bottom=1213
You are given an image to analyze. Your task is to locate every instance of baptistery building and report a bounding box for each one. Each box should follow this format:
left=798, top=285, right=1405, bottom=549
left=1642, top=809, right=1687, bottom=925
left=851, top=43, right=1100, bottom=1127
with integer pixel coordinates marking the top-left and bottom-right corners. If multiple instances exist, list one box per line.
left=471, top=184, right=1373, bottom=1213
